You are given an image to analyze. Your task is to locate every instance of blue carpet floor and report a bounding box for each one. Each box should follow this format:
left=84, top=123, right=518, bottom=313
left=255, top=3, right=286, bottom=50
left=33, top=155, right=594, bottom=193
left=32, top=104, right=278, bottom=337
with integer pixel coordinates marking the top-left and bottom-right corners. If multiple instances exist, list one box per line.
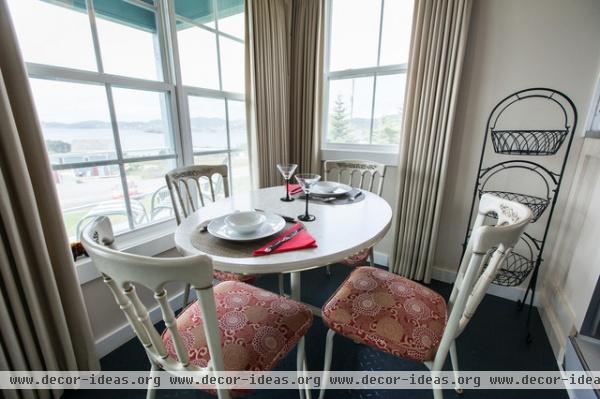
left=65, top=264, right=567, bottom=399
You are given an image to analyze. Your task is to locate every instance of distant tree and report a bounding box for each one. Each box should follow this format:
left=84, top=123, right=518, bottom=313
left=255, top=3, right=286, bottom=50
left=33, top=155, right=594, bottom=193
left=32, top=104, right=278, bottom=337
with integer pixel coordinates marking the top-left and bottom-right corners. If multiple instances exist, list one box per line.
left=329, top=95, right=351, bottom=143
left=373, top=114, right=402, bottom=145
left=45, top=139, right=71, bottom=153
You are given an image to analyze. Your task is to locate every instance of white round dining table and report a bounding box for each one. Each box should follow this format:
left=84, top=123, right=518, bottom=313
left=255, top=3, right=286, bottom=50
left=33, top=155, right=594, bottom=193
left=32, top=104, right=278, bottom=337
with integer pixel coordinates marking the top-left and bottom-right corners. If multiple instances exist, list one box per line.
left=175, top=186, right=391, bottom=399
left=175, top=186, right=393, bottom=276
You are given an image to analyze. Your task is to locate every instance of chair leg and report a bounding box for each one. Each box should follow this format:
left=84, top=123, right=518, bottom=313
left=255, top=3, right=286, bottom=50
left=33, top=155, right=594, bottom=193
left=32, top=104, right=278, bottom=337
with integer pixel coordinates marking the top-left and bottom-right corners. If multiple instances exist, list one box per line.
left=278, top=273, right=285, bottom=296
left=146, top=363, right=159, bottom=399
left=182, top=284, right=191, bottom=308
left=369, top=247, right=375, bottom=267
left=431, top=367, right=444, bottom=399
left=325, top=265, right=331, bottom=276
left=450, top=341, right=463, bottom=394
left=430, top=340, right=450, bottom=399
left=297, top=337, right=307, bottom=399
left=318, top=329, right=336, bottom=399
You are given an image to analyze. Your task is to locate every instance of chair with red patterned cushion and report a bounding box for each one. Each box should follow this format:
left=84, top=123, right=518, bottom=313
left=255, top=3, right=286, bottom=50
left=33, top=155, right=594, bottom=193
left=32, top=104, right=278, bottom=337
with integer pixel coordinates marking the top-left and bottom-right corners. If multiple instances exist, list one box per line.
left=322, top=160, right=387, bottom=269
left=319, top=194, right=532, bottom=399
left=166, top=165, right=283, bottom=306
left=82, top=216, right=313, bottom=399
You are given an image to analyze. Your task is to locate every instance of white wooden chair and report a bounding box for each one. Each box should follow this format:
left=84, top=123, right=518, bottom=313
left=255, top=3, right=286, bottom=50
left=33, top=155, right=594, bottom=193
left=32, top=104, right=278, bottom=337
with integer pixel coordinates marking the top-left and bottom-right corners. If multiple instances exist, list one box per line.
left=82, top=216, right=313, bottom=399
left=323, top=159, right=387, bottom=270
left=318, top=194, right=532, bottom=399
left=165, top=165, right=263, bottom=306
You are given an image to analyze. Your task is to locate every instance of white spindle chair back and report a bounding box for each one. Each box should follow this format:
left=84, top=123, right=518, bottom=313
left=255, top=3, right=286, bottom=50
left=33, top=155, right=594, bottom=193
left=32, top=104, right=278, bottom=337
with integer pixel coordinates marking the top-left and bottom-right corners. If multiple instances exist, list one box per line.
left=81, top=216, right=230, bottom=398
left=323, top=159, right=387, bottom=196
left=431, top=194, right=532, bottom=370
left=165, top=165, right=230, bottom=224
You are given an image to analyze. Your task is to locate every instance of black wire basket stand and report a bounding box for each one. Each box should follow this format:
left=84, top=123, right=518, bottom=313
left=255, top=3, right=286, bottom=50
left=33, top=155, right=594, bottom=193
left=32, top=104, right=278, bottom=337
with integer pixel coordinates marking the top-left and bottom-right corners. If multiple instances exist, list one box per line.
left=461, top=88, right=577, bottom=341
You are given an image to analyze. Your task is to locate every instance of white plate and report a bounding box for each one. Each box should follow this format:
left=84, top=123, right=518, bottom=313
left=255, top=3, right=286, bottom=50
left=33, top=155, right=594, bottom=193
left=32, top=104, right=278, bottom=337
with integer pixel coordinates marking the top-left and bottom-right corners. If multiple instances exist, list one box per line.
left=311, top=181, right=353, bottom=197
left=207, top=212, right=286, bottom=241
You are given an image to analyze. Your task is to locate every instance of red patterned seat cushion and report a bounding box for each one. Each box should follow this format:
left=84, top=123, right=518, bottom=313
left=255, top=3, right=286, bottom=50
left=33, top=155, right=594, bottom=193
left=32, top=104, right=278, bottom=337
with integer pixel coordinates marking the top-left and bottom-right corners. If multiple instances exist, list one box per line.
left=341, top=248, right=371, bottom=267
left=213, top=270, right=257, bottom=283
left=322, top=267, right=447, bottom=362
left=162, top=281, right=312, bottom=375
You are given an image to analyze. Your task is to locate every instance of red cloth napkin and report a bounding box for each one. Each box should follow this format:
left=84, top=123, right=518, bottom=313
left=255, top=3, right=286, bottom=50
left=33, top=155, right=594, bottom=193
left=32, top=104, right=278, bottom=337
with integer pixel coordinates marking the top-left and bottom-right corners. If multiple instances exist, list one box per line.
left=253, top=223, right=317, bottom=256
left=288, top=183, right=302, bottom=195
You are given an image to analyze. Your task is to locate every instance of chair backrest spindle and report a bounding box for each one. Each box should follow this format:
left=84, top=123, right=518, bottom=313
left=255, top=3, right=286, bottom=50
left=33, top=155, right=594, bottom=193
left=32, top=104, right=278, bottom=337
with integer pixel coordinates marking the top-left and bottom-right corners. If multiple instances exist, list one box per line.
left=165, top=165, right=230, bottom=225
left=324, top=159, right=387, bottom=196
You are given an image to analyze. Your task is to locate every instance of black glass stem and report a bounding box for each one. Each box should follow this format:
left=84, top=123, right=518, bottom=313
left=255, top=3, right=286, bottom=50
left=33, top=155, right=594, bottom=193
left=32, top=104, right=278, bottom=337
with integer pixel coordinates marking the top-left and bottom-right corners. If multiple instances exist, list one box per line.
left=304, top=193, right=309, bottom=216
left=280, top=178, right=295, bottom=202
left=298, top=191, right=316, bottom=221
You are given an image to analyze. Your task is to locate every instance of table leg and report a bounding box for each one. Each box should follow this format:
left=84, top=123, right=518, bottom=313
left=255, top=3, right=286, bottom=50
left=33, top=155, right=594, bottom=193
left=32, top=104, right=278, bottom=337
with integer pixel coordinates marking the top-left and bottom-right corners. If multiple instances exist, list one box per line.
left=291, top=272, right=311, bottom=399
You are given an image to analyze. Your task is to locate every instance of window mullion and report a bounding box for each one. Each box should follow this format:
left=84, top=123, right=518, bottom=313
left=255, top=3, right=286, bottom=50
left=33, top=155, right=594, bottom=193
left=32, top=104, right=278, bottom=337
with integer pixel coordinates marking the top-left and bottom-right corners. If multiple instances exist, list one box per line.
left=87, top=0, right=135, bottom=230
left=86, top=0, right=104, bottom=74
left=106, top=87, right=135, bottom=230
left=154, top=1, right=184, bottom=169
left=376, top=0, right=385, bottom=67
left=160, top=0, right=194, bottom=168
left=213, top=0, right=225, bottom=92
left=369, top=0, right=386, bottom=145
left=321, top=0, right=334, bottom=153
left=224, top=99, right=234, bottom=194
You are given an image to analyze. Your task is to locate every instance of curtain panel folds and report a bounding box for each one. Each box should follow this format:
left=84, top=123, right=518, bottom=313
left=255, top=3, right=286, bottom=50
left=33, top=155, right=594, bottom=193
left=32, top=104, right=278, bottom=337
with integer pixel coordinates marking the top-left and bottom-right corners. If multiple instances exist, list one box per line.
left=289, top=0, right=324, bottom=175
left=0, top=3, right=99, bottom=399
left=245, top=0, right=324, bottom=187
left=391, top=0, right=473, bottom=282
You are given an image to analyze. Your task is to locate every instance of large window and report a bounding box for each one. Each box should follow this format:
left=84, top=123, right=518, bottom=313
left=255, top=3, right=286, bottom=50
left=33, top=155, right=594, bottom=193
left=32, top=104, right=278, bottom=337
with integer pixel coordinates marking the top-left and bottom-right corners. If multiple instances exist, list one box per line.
left=7, top=0, right=248, bottom=240
left=323, top=0, right=413, bottom=149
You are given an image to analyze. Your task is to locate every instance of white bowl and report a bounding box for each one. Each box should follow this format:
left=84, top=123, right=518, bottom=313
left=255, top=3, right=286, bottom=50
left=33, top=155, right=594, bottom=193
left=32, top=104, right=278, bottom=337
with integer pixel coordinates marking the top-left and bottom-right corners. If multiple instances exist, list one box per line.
left=315, top=181, right=339, bottom=193
left=225, top=211, right=266, bottom=234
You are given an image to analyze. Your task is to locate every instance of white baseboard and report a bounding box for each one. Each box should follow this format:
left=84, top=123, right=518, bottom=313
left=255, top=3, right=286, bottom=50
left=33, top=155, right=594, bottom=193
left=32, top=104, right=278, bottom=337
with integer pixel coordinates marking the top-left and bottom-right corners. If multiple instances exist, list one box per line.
left=94, top=288, right=186, bottom=358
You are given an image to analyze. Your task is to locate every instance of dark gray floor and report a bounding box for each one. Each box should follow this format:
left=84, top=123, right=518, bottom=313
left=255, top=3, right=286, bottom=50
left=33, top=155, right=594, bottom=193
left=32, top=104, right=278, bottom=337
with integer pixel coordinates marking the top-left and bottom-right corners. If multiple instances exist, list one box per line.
left=65, top=264, right=567, bottom=399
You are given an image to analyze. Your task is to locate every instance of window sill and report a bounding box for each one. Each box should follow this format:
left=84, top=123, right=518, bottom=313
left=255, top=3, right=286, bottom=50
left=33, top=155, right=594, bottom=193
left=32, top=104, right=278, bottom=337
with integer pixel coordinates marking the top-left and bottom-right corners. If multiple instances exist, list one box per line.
left=75, top=219, right=177, bottom=285
left=321, top=147, right=399, bottom=166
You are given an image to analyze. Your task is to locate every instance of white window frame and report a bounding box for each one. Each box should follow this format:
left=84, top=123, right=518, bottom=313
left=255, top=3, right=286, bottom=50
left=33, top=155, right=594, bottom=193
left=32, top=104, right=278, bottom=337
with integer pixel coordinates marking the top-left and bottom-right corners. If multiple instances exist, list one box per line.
left=19, top=0, right=250, bottom=246
left=321, top=0, right=409, bottom=161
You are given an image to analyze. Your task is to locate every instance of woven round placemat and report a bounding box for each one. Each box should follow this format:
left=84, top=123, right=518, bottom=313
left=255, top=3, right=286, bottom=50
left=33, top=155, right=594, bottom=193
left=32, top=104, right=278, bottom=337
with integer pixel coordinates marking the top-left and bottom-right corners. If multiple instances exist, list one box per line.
left=190, top=222, right=296, bottom=258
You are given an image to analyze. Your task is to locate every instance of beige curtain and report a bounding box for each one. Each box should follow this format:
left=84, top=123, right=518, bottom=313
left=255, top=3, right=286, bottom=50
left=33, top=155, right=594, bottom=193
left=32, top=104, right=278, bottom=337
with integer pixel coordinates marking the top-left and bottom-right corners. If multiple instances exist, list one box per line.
left=245, top=0, right=324, bottom=185
left=289, top=0, right=324, bottom=174
left=0, top=2, right=99, bottom=398
left=246, top=0, right=291, bottom=188
left=391, top=0, right=473, bottom=282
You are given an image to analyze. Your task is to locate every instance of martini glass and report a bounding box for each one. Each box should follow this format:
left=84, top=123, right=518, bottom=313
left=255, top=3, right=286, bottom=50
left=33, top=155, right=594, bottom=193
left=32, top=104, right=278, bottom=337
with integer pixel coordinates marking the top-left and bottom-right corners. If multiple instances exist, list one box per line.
left=295, top=173, right=321, bottom=222
left=277, top=163, right=298, bottom=202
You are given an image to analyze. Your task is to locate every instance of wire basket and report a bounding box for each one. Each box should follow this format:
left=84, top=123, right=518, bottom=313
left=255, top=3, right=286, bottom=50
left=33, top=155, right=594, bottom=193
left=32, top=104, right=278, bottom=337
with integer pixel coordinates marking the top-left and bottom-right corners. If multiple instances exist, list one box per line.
left=491, top=129, right=568, bottom=155
left=492, top=251, right=535, bottom=287
left=479, top=190, right=549, bottom=222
